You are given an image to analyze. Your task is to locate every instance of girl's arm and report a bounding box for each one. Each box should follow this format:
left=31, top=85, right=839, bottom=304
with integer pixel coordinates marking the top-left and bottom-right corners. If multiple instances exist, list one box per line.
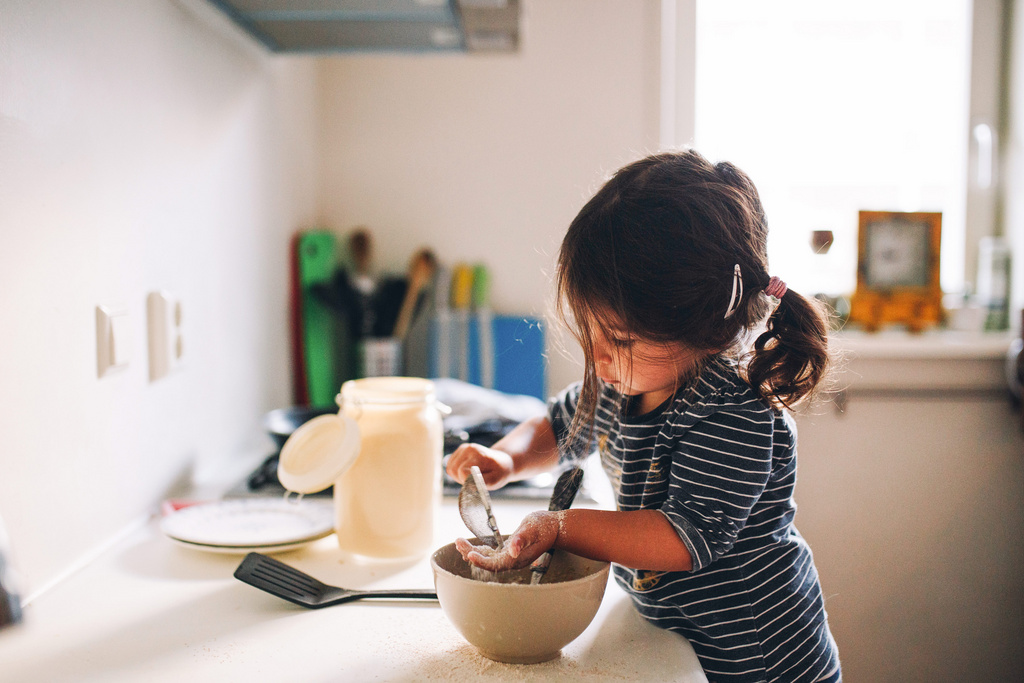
left=445, top=415, right=560, bottom=489
left=457, top=508, right=694, bottom=573
left=557, top=508, right=693, bottom=572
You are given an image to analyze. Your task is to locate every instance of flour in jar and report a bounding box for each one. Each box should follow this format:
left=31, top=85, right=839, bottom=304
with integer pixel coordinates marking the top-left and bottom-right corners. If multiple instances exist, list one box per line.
left=333, top=378, right=443, bottom=558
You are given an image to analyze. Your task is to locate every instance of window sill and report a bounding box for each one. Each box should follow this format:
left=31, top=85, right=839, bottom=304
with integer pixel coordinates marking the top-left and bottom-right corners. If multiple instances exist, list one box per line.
left=832, top=329, right=1014, bottom=360
left=828, top=330, right=1015, bottom=394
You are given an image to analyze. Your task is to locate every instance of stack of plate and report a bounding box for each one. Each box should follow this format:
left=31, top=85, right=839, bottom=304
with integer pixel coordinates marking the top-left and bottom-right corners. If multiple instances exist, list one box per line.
left=160, top=498, right=335, bottom=554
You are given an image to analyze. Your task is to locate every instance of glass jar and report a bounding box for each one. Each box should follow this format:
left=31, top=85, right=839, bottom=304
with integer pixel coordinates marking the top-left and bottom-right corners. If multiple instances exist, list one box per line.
left=334, top=377, right=444, bottom=558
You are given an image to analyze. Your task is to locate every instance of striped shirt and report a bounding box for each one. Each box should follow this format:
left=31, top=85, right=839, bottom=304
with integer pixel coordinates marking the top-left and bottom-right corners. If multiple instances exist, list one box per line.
left=548, top=358, right=841, bottom=683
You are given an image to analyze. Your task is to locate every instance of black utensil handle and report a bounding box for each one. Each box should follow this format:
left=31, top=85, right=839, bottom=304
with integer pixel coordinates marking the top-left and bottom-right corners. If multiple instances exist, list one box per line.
left=548, top=466, right=584, bottom=512
left=351, top=589, right=438, bottom=600
left=529, top=466, right=585, bottom=583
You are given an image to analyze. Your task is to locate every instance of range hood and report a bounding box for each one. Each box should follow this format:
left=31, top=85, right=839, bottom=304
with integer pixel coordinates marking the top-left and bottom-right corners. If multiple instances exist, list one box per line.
left=207, top=0, right=520, bottom=53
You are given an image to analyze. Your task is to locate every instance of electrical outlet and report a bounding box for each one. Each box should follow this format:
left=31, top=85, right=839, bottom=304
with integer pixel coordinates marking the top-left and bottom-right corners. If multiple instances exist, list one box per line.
left=96, top=306, right=131, bottom=378
left=147, top=291, right=183, bottom=381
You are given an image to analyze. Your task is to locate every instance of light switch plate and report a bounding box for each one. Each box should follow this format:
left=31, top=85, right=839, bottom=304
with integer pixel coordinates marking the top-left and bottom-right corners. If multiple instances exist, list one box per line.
left=96, top=306, right=130, bottom=378
left=147, top=291, right=184, bottom=381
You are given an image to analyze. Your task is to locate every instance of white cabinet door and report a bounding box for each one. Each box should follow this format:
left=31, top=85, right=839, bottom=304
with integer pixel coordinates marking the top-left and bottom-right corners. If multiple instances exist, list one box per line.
left=791, top=351, right=1022, bottom=683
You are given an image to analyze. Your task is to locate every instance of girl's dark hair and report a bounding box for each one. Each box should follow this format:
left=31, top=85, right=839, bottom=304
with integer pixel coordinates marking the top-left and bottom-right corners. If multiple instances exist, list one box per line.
left=556, top=149, right=831, bottom=437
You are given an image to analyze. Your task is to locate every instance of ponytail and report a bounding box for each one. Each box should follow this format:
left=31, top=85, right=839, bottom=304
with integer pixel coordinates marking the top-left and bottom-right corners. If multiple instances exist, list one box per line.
left=745, top=289, right=831, bottom=410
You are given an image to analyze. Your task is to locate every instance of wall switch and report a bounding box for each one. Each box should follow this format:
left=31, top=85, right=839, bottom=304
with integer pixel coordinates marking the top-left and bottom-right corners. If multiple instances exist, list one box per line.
left=96, top=306, right=130, bottom=378
left=147, top=291, right=183, bottom=381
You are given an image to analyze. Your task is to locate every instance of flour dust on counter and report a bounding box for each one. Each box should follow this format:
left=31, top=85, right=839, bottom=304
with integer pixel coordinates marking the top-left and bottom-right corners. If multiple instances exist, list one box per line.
left=411, top=639, right=642, bottom=681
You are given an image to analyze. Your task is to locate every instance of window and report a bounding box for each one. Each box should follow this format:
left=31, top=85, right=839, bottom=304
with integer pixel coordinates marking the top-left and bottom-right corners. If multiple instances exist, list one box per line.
left=694, top=0, right=972, bottom=298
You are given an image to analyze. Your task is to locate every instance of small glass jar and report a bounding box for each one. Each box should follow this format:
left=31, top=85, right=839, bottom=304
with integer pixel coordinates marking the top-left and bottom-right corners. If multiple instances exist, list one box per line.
left=334, top=377, right=444, bottom=558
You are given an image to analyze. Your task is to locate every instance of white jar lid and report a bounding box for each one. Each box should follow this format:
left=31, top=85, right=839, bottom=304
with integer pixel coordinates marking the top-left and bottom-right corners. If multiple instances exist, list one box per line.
left=277, top=414, right=361, bottom=494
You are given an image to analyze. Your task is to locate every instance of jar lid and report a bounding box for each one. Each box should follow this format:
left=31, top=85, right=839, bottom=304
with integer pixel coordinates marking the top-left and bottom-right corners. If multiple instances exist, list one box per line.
left=277, top=414, right=361, bottom=494
left=338, top=376, right=437, bottom=405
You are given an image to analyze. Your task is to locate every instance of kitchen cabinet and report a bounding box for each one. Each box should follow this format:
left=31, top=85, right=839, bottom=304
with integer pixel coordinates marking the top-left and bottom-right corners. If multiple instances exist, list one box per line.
left=791, top=331, right=1024, bottom=683
left=207, top=0, right=521, bottom=53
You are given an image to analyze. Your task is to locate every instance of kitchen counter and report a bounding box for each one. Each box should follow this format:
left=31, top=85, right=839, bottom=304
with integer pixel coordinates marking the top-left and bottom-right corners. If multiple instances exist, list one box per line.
left=0, top=497, right=707, bottom=682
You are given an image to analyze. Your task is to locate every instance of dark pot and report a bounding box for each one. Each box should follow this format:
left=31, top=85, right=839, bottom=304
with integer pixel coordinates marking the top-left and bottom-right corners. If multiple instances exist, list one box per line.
left=263, top=406, right=337, bottom=449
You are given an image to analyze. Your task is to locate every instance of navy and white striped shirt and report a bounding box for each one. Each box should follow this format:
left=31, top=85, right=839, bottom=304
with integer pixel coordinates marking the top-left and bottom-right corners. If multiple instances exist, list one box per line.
left=548, top=358, right=841, bottom=683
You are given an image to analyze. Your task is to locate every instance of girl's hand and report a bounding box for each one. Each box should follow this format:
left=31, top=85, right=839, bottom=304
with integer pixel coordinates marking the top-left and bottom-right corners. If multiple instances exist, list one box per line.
left=445, top=443, right=515, bottom=489
left=455, top=511, right=561, bottom=572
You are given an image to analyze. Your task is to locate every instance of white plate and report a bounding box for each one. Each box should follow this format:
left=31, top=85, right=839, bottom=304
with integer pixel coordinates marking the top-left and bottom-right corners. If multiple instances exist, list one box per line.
left=165, top=535, right=331, bottom=555
left=161, top=498, right=334, bottom=549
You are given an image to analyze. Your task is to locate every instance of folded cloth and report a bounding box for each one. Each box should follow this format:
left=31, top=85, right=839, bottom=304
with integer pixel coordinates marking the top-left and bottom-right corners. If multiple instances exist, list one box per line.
left=433, top=378, right=546, bottom=434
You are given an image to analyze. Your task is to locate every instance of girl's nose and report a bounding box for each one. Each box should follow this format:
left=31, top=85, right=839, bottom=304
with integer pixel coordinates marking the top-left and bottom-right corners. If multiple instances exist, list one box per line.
left=594, top=343, right=614, bottom=368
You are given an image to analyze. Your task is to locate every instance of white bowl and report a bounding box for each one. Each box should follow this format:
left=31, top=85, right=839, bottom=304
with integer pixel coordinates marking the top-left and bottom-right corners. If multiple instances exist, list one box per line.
left=430, top=541, right=610, bottom=664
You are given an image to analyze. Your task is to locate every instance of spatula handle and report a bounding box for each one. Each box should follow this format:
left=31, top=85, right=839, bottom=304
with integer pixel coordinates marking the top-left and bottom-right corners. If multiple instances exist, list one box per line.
left=531, top=466, right=585, bottom=584
left=344, top=589, right=438, bottom=601
left=548, top=467, right=584, bottom=512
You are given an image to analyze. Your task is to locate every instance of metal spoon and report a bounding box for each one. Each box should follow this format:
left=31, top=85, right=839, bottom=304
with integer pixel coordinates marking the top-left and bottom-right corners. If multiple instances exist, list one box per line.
left=458, top=465, right=504, bottom=549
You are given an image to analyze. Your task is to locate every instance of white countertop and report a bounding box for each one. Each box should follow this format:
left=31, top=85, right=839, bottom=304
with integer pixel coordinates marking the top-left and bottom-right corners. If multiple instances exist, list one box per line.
left=0, top=497, right=707, bottom=682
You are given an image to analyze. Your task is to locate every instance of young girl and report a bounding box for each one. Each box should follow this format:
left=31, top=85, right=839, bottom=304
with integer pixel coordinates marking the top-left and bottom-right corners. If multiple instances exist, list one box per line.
left=446, top=149, right=841, bottom=682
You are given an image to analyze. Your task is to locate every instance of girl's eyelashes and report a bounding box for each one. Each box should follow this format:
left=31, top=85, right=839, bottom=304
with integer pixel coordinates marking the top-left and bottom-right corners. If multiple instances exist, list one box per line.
left=609, top=336, right=634, bottom=349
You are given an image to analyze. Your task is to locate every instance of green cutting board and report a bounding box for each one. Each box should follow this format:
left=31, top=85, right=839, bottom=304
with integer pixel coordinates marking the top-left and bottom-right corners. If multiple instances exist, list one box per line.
left=298, top=231, right=338, bottom=407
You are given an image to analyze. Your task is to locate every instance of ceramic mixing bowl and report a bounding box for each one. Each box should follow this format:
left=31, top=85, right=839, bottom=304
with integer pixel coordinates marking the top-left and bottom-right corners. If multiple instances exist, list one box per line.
left=430, top=541, right=610, bottom=664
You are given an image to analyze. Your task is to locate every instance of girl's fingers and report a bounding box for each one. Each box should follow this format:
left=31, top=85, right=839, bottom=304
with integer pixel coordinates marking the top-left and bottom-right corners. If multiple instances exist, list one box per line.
left=455, top=537, right=474, bottom=556
left=468, top=551, right=500, bottom=570
left=504, top=535, right=544, bottom=565
left=456, top=513, right=560, bottom=572
left=446, top=444, right=489, bottom=480
left=505, top=522, right=543, bottom=558
left=444, top=447, right=472, bottom=480
left=477, top=462, right=509, bottom=488
left=456, top=537, right=518, bottom=571
left=445, top=444, right=513, bottom=489
left=506, top=512, right=558, bottom=562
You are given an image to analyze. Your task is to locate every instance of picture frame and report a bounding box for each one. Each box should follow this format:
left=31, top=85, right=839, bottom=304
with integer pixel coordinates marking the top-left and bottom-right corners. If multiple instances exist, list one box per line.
left=848, top=211, right=943, bottom=332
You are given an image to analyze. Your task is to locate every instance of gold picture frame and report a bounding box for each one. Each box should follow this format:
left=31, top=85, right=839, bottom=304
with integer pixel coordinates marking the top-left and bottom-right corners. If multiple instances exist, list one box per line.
left=848, top=211, right=943, bottom=332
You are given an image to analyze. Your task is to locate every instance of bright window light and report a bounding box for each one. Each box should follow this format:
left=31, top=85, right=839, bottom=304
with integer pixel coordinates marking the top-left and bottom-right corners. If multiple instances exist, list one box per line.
left=695, top=0, right=972, bottom=297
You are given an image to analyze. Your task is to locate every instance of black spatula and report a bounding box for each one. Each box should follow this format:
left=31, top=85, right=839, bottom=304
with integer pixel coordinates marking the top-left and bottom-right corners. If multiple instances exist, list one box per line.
left=234, top=552, right=437, bottom=609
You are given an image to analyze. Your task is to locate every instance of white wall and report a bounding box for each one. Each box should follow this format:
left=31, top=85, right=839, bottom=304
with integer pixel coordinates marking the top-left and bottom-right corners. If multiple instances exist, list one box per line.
left=0, top=0, right=318, bottom=592
left=1007, top=0, right=1024, bottom=319
left=314, top=0, right=663, bottom=394
left=0, top=0, right=663, bottom=602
